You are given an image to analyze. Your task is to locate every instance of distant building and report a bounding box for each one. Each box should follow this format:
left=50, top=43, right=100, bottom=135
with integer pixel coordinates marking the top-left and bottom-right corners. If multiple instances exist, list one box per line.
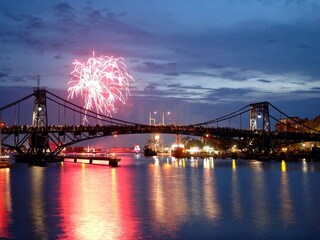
left=275, top=117, right=304, bottom=132
left=275, top=116, right=320, bottom=133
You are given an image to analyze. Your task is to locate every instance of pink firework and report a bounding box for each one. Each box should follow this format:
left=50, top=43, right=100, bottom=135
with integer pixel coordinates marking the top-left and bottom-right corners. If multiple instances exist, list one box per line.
left=68, top=52, right=133, bottom=122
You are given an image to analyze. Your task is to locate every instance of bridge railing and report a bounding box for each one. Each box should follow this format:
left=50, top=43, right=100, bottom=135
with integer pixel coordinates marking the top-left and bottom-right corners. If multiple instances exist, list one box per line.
left=2, top=123, right=319, bottom=140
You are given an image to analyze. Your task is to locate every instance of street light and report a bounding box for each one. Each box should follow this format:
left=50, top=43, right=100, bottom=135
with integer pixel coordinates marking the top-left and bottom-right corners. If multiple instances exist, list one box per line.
left=167, top=111, right=171, bottom=124
left=149, top=111, right=175, bottom=125
left=149, top=111, right=157, bottom=125
left=162, top=111, right=174, bottom=125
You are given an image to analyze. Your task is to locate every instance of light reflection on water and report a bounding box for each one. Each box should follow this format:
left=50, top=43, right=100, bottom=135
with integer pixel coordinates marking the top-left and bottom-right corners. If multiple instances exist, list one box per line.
left=30, top=167, right=48, bottom=240
left=0, top=169, right=11, bottom=239
left=280, top=163, right=294, bottom=226
left=58, top=163, right=125, bottom=239
left=1, top=155, right=320, bottom=239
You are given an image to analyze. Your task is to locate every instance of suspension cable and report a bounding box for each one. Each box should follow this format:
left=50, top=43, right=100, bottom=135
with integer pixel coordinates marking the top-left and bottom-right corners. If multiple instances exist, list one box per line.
left=269, top=113, right=319, bottom=133
left=192, top=104, right=250, bottom=126
left=46, top=90, right=141, bottom=126
left=0, top=93, right=34, bottom=111
left=269, top=103, right=319, bottom=133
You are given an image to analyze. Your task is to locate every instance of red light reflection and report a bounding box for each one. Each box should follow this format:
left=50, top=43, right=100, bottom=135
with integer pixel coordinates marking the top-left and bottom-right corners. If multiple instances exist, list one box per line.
left=0, top=169, right=12, bottom=239
left=58, top=163, right=138, bottom=239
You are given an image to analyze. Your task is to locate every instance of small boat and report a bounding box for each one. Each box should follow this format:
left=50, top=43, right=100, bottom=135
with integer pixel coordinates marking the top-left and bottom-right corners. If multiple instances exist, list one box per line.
left=0, top=156, right=13, bottom=168
left=134, top=144, right=141, bottom=154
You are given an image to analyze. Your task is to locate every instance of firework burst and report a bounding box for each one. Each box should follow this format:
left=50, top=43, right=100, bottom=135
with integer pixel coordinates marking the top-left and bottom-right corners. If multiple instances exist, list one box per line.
left=68, top=52, right=134, bottom=123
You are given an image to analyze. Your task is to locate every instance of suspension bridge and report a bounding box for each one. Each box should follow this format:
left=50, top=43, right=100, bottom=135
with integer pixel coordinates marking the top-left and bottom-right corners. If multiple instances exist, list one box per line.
left=0, top=88, right=319, bottom=163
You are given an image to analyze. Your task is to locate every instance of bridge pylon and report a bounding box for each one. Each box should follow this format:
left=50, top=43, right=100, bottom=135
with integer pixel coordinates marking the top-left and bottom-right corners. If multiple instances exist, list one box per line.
left=249, top=102, right=272, bottom=156
left=27, top=88, right=51, bottom=160
left=250, top=102, right=270, bottom=132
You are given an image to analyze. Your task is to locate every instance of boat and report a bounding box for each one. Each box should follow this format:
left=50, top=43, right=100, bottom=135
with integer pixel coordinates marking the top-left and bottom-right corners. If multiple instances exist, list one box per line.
left=134, top=144, right=141, bottom=154
left=144, top=146, right=157, bottom=157
left=171, top=147, right=188, bottom=158
left=0, top=156, right=13, bottom=168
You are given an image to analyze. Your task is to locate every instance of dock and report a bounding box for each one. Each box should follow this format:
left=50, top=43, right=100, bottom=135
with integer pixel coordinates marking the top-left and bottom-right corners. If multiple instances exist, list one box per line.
left=61, top=154, right=121, bottom=167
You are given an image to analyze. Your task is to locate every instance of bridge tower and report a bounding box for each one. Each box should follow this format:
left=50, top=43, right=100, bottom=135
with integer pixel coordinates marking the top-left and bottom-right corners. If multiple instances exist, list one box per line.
left=249, top=102, right=272, bottom=155
left=250, top=102, right=270, bottom=132
left=32, top=88, right=48, bottom=127
left=28, top=87, right=51, bottom=158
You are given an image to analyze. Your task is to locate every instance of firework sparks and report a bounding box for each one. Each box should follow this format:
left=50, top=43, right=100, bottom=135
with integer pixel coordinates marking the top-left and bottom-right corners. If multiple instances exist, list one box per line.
left=68, top=52, right=134, bottom=123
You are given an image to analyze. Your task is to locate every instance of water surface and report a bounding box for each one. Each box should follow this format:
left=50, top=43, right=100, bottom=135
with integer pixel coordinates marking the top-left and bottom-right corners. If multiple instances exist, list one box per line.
left=1, top=155, right=320, bottom=239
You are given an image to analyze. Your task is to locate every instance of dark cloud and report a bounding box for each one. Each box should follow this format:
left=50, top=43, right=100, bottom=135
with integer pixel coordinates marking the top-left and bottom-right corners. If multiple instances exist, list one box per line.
left=143, top=62, right=161, bottom=69
left=135, top=81, right=198, bottom=101
left=265, top=39, right=278, bottom=44
left=136, top=61, right=178, bottom=74
left=101, top=17, right=151, bottom=39
left=302, top=88, right=320, bottom=93
left=290, top=81, right=306, bottom=85
left=54, top=54, right=63, bottom=60
left=53, top=2, right=73, bottom=17
left=176, top=84, right=208, bottom=90
left=0, top=72, right=9, bottom=80
left=207, top=63, right=225, bottom=69
left=257, top=79, right=271, bottom=83
left=167, top=62, right=177, bottom=67
left=50, top=43, right=65, bottom=50
left=166, top=83, right=182, bottom=88
left=106, top=11, right=126, bottom=19
left=296, top=44, right=311, bottom=49
left=206, top=87, right=256, bottom=101
left=220, top=70, right=247, bottom=81
left=87, top=10, right=102, bottom=21
left=164, top=72, right=179, bottom=76
left=0, top=73, right=30, bottom=84
left=1, top=68, right=11, bottom=72
left=23, top=37, right=43, bottom=47
left=12, top=76, right=27, bottom=83
left=181, top=71, right=217, bottom=78
left=141, top=84, right=165, bottom=97
left=4, top=11, right=24, bottom=21
left=24, top=15, right=46, bottom=29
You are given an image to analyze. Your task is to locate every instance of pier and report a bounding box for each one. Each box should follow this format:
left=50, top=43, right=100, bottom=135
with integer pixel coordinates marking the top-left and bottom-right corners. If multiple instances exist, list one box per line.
left=61, top=154, right=121, bottom=167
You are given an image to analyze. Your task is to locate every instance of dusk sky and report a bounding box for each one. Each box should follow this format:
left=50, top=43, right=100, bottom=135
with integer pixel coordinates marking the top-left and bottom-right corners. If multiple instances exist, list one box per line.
left=0, top=0, right=320, bottom=146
